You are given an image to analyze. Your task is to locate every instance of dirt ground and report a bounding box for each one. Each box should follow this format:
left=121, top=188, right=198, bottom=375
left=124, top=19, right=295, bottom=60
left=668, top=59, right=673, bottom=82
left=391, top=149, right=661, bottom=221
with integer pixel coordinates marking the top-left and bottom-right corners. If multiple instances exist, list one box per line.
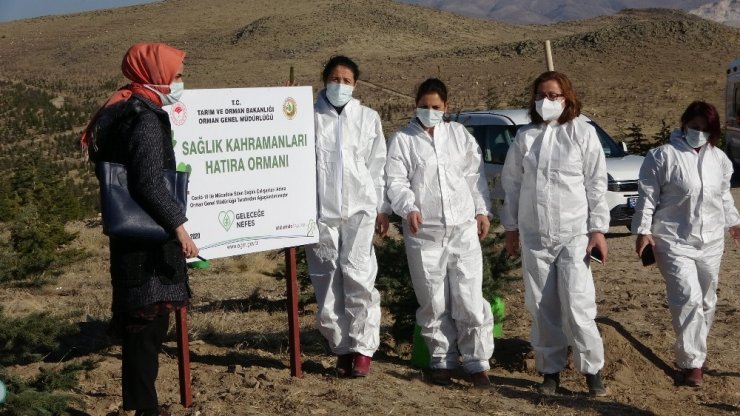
left=1, top=187, right=738, bottom=416
left=1, top=1, right=740, bottom=414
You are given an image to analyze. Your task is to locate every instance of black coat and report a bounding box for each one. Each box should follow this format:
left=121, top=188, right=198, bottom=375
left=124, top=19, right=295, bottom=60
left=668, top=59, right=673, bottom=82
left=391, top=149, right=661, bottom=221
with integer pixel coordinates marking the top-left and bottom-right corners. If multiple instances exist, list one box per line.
left=91, top=95, right=190, bottom=313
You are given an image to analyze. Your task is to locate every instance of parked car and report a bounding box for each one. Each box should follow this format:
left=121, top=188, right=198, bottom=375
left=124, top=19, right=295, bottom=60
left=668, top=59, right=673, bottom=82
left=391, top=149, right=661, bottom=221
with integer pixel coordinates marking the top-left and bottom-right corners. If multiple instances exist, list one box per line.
left=452, top=109, right=644, bottom=228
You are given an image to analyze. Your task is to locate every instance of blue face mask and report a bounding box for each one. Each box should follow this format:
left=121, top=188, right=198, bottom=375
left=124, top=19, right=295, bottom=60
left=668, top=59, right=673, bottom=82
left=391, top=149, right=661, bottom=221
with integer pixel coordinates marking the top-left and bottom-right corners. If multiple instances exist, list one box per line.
left=144, top=81, right=185, bottom=106
left=325, top=83, right=354, bottom=107
left=415, top=108, right=444, bottom=128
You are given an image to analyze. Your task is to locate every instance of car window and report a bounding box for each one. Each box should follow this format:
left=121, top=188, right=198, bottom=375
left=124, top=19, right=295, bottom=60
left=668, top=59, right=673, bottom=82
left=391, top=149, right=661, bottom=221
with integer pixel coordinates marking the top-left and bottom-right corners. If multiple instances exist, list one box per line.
left=466, top=125, right=519, bottom=164
left=586, top=121, right=626, bottom=158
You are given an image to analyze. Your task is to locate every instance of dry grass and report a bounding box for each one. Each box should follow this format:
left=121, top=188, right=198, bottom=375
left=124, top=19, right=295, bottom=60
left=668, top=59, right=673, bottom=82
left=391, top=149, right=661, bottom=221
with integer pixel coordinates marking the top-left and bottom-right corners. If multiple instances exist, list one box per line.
left=1, top=2, right=740, bottom=414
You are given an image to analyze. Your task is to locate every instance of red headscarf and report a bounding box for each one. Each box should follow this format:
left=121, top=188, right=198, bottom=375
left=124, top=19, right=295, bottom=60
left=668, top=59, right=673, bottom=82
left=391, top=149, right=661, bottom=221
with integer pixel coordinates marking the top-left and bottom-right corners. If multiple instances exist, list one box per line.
left=80, top=42, right=186, bottom=148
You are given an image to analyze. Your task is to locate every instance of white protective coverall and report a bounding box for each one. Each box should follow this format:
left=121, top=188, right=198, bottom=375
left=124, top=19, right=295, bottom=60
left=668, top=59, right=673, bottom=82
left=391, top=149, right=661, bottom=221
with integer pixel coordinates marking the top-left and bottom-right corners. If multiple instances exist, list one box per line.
left=631, top=129, right=740, bottom=369
left=306, top=91, right=391, bottom=357
left=501, top=117, right=609, bottom=375
left=386, top=120, right=494, bottom=374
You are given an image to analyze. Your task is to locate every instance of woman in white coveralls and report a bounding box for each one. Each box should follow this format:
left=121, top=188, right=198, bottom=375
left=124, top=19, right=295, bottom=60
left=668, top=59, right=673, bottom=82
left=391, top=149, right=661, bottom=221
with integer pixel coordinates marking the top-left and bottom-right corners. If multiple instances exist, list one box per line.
left=632, top=101, right=740, bottom=387
left=386, top=78, right=494, bottom=388
left=306, top=55, right=391, bottom=378
left=501, top=71, right=609, bottom=397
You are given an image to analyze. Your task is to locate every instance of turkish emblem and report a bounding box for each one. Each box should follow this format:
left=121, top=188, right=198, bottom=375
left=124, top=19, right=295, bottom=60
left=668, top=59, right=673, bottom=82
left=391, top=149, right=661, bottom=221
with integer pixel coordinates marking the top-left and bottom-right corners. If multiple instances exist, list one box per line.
left=283, top=97, right=297, bottom=120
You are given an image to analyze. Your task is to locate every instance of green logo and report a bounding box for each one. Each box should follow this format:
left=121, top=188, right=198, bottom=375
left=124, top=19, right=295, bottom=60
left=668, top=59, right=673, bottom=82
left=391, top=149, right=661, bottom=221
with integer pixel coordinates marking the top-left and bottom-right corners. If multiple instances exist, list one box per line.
left=218, top=210, right=235, bottom=231
left=176, top=162, right=192, bottom=173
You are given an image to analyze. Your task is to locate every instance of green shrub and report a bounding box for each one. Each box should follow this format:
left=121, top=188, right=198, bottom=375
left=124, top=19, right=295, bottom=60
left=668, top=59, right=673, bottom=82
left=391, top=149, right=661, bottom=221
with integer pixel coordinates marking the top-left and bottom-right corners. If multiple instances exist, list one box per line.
left=375, top=225, right=518, bottom=345
left=652, top=119, right=672, bottom=146
left=271, top=247, right=314, bottom=306
left=272, top=225, right=518, bottom=347
left=0, top=202, right=85, bottom=286
left=0, top=309, right=78, bottom=366
left=374, top=231, right=417, bottom=344
left=31, top=360, right=97, bottom=392
left=0, top=361, right=91, bottom=415
left=624, top=122, right=651, bottom=155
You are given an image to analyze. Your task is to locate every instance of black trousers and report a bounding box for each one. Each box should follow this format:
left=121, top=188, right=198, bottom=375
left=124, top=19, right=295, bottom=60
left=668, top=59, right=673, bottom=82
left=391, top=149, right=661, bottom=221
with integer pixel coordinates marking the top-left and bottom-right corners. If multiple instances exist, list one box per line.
left=121, top=312, right=170, bottom=411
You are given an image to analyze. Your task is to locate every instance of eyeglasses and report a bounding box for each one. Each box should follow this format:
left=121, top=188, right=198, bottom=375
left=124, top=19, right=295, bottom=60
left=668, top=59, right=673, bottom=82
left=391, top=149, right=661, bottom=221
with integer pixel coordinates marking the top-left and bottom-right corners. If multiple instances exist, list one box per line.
left=535, top=92, right=565, bottom=101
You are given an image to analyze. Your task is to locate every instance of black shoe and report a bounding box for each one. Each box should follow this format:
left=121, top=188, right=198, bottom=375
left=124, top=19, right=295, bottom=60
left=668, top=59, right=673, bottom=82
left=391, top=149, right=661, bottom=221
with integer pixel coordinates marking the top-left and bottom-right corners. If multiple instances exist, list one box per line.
left=585, top=371, right=608, bottom=397
left=537, top=372, right=559, bottom=396
left=335, top=354, right=354, bottom=378
left=430, top=369, right=453, bottom=386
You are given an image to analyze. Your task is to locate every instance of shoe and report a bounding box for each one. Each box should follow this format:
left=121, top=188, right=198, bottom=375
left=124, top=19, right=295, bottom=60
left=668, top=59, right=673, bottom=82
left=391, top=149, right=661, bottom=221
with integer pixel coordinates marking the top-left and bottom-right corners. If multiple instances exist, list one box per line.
left=586, top=371, right=609, bottom=397
left=683, top=368, right=703, bottom=387
left=430, top=369, right=453, bottom=386
left=470, top=371, right=492, bottom=389
left=352, top=354, right=372, bottom=377
left=335, top=354, right=354, bottom=378
left=537, top=373, right=560, bottom=396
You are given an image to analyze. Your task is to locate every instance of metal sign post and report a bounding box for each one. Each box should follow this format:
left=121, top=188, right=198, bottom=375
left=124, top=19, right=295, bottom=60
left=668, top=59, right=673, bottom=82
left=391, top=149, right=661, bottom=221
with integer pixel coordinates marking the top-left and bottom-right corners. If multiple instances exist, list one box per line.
left=176, top=307, right=193, bottom=407
left=285, top=246, right=303, bottom=377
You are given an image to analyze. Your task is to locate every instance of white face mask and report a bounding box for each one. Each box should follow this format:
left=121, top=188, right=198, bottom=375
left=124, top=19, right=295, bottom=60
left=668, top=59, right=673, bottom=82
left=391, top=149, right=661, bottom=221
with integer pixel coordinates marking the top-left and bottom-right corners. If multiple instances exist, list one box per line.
left=416, top=108, right=445, bottom=128
left=144, top=81, right=184, bottom=106
left=325, top=83, right=354, bottom=107
left=535, top=98, right=564, bottom=122
left=685, top=128, right=710, bottom=148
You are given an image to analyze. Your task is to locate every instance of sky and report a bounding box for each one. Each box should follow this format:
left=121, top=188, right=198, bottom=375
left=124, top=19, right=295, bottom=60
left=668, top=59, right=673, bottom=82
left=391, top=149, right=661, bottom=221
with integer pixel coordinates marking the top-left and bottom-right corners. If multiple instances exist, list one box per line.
left=0, top=0, right=159, bottom=22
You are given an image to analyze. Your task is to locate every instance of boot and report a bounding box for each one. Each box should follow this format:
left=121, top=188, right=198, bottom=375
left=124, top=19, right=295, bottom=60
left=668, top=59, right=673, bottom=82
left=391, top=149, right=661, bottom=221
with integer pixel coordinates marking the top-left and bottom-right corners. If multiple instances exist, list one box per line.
left=537, top=372, right=559, bottom=396
left=352, top=354, right=372, bottom=377
left=335, top=354, right=354, bottom=378
left=683, top=368, right=703, bottom=387
left=585, top=371, right=608, bottom=397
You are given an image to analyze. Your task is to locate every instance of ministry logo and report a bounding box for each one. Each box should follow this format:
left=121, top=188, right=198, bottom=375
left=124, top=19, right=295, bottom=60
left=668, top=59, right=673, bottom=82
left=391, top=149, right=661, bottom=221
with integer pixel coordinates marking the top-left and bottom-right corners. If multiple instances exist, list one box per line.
left=283, top=97, right=297, bottom=120
left=171, top=102, right=187, bottom=126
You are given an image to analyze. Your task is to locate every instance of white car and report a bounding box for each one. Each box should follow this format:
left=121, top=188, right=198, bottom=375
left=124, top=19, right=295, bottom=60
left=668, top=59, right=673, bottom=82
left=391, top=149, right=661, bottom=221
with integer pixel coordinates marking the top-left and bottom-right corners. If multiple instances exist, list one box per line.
left=452, top=109, right=644, bottom=229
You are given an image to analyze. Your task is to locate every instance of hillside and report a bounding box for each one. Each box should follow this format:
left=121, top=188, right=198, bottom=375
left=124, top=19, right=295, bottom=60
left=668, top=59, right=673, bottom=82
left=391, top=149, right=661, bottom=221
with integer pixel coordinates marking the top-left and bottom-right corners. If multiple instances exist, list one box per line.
left=1, top=1, right=740, bottom=415
left=0, top=1, right=737, bottom=141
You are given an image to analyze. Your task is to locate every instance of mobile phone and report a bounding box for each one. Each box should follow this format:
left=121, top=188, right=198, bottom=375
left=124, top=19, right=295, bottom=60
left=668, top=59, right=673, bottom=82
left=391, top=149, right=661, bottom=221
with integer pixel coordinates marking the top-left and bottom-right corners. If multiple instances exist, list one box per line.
left=589, top=246, right=604, bottom=264
left=641, top=244, right=656, bottom=266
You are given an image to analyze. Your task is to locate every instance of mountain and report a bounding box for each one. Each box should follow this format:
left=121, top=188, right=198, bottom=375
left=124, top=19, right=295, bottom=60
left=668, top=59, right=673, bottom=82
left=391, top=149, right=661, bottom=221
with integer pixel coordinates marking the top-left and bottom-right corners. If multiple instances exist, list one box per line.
left=691, top=0, right=740, bottom=27
left=397, top=0, right=715, bottom=24
left=0, top=0, right=737, bottom=142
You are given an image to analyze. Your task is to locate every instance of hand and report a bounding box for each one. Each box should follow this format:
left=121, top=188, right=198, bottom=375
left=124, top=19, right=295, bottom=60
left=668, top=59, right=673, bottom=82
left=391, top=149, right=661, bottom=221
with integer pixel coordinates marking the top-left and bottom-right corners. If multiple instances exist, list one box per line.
left=504, top=230, right=520, bottom=258
left=175, top=225, right=199, bottom=259
left=587, top=232, right=608, bottom=264
left=407, top=211, right=423, bottom=235
left=476, top=214, right=490, bottom=241
left=729, top=225, right=740, bottom=246
left=375, top=213, right=390, bottom=238
left=635, top=233, right=655, bottom=256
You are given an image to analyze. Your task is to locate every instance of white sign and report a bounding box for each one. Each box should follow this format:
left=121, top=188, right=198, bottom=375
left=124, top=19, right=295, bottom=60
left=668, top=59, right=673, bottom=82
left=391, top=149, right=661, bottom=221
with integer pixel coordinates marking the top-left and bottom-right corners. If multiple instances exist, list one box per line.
left=166, top=87, right=318, bottom=259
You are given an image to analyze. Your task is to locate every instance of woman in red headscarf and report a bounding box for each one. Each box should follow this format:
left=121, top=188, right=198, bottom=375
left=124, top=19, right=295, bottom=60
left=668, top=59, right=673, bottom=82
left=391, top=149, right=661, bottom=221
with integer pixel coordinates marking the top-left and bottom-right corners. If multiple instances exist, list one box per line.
left=83, top=43, right=198, bottom=416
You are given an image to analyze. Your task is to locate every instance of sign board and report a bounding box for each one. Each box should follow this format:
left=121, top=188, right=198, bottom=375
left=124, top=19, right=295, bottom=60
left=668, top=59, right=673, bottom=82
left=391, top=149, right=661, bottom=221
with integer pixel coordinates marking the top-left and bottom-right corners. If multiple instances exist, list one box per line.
left=165, top=87, right=318, bottom=259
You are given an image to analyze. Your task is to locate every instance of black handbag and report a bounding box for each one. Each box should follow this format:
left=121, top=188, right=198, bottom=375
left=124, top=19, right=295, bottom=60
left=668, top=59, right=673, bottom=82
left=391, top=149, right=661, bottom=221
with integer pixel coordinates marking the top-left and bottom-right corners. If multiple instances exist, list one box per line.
left=97, top=161, right=189, bottom=241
